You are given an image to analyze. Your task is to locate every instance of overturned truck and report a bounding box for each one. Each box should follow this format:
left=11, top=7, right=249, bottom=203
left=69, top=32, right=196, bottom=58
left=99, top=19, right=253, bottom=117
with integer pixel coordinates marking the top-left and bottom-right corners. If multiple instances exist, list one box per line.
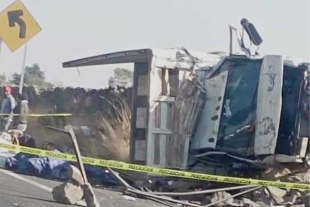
left=63, top=19, right=309, bottom=175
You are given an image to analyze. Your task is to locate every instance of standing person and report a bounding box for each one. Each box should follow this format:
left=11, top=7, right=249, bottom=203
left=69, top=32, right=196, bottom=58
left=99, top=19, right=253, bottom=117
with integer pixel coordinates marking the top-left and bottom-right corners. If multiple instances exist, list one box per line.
left=0, top=86, right=16, bottom=131
left=13, top=93, right=29, bottom=132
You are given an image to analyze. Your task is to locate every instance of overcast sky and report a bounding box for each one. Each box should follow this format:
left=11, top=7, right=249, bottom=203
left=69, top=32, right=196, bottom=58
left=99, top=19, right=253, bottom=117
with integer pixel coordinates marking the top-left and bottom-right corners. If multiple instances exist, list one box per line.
left=0, top=0, right=309, bottom=89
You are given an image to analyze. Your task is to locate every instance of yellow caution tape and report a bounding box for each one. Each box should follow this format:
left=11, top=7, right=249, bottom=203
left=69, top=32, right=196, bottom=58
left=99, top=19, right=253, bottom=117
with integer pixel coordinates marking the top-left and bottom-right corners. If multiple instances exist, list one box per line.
left=0, top=113, right=72, bottom=117
left=0, top=143, right=309, bottom=190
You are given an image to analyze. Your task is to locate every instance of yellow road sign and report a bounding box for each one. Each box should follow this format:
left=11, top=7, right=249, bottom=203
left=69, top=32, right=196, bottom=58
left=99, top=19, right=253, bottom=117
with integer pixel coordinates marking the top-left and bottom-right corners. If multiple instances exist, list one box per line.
left=0, top=0, right=41, bottom=52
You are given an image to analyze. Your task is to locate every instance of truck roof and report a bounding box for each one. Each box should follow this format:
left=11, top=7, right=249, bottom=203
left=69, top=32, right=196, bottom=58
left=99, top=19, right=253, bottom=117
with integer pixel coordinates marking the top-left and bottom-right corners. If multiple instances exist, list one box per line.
left=62, top=47, right=309, bottom=70
left=62, top=48, right=224, bottom=69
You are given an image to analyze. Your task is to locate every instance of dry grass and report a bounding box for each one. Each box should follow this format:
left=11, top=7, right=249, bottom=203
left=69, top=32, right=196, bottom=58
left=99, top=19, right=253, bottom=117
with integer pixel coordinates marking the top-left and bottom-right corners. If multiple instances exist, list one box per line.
left=23, top=93, right=132, bottom=162
left=78, top=96, right=132, bottom=162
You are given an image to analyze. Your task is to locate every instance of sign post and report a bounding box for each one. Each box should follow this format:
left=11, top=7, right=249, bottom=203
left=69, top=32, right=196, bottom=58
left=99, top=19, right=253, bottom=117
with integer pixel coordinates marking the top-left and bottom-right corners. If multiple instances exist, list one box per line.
left=0, top=38, right=2, bottom=64
left=19, top=44, right=27, bottom=93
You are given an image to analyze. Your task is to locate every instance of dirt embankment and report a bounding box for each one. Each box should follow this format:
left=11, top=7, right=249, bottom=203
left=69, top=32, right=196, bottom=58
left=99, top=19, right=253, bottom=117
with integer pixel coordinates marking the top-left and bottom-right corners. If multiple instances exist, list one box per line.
left=3, top=86, right=132, bottom=162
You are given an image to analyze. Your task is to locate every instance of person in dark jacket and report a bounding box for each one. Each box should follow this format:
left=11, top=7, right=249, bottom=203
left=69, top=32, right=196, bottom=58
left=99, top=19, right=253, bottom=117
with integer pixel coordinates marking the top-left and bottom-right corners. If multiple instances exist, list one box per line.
left=0, top=86, right=16, bottom=131
left=13, top=93, right=29, bottom=132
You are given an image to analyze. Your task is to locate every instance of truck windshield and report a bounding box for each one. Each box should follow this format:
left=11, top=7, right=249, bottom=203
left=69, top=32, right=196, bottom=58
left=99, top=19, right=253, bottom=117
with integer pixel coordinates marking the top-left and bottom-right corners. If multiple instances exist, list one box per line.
left=217, top=58, right=262, bottom=155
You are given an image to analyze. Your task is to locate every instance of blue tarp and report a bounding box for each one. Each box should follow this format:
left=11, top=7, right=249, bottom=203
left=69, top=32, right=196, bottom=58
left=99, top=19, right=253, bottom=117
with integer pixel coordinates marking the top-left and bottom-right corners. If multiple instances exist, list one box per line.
left=84, top=164, right=118, bottom=186
left=5, top=150, right=70, bottom=180
left=5, top=151, right=118, bottom=186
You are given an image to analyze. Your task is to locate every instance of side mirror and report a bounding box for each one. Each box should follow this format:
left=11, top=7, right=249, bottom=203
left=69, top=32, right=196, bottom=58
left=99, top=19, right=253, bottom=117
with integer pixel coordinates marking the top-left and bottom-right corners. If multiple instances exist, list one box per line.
left=240, top=18, right=263, bottom=46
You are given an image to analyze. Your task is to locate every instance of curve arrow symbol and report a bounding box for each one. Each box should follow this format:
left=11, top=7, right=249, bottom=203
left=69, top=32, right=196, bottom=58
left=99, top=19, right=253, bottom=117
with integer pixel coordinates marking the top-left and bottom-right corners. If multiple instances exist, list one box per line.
left=8, top=10, right=26, bottom=38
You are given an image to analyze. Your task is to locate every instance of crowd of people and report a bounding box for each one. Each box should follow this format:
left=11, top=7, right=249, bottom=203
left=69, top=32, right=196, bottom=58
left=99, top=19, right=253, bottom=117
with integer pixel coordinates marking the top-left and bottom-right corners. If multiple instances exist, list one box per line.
left=0, top=86, right=29, bottom=133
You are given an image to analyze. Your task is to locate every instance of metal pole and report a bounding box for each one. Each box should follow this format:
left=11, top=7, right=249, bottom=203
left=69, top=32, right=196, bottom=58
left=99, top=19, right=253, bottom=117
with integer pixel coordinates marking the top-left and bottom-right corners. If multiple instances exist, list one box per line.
left=151, top=185, right=256, bottom=196
left=229, top=25, right=239, bottom=56
left=19, top=44, right=28, bottom=94
left=229, top=26, right=233, bottom=55
left=0, top=38, right=3, bottom=64
left=0, top=39, right=4, bottom=87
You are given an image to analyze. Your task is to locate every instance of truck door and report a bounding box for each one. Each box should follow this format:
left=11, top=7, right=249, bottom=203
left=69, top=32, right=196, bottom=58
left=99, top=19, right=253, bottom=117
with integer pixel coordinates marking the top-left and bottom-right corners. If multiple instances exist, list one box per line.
left=254, top=55, right=283, bottom=155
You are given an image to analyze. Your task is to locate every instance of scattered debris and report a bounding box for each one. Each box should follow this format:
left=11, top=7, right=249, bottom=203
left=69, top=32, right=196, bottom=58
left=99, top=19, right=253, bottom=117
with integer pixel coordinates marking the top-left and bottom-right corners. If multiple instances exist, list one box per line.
left=209, top=191, right=235, bottom=206
left=52, top=181, right=84, bottom=205
left=265, top=186, right=286, bottom=204
left=122, top=195, right=136, bottom=202
left=69, top=165, right=84, bottom=185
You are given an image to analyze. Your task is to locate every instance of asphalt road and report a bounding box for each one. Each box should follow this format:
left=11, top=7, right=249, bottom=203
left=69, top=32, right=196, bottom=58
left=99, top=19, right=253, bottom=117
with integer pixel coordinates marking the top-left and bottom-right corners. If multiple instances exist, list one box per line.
left=0, top=169, right=68, bottom=207
left=0, top=161, right=165, bottom=207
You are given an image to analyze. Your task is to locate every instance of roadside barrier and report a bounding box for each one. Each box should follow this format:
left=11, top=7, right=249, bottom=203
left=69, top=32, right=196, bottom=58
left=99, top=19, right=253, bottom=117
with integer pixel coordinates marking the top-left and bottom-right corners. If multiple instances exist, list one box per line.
left=0, top=143, right=309, bottom=190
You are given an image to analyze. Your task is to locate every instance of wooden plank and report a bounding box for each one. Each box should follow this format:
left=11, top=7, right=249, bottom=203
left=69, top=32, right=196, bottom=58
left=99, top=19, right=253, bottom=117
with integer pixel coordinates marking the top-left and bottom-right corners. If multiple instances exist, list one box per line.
left=146, top=66, right=163, bottom=166
left=134, top=140, right=147, bottom=161
left=137, top=75, right=149, bottom=96
left=154, top=134, right=160, bottom=165
left=159, top=134, right=167, bottom=166
left=153, top=96, right=175, bottom=103
left=66, top=125, right=88, bottom=183
left=136, top=107, right=147, bottom=128
left=159, top=102, right=168, bottom=166
left=154, top=103, right=161, bottom=128
left=161, top=102, right=168, bottom=130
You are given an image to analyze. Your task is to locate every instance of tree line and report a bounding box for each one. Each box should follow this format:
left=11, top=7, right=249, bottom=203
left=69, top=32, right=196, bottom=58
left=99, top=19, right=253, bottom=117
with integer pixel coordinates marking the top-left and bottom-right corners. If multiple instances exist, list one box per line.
left=0, top=64, right=133, bottom=88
